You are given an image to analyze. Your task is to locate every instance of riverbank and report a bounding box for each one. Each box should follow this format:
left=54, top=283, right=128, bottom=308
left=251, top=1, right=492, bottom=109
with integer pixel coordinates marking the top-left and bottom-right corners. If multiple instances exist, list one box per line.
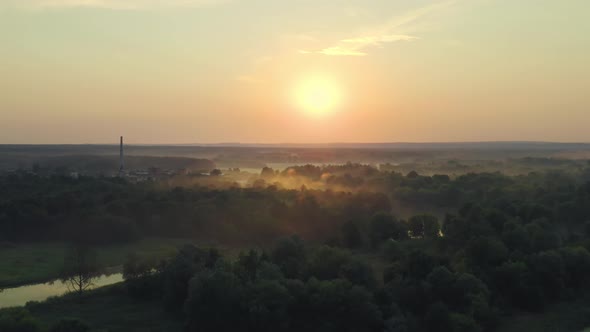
left=22, top=283, right=182, bottom=332
left=0, top=273, right=124, bottom=309
left=0, top=238, right=191, bottom=288
left=7, top=282, right=590, bottom=332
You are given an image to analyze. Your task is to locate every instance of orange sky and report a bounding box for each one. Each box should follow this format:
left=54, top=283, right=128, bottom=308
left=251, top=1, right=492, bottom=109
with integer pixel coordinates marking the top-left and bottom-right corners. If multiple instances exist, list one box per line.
left=1, top=0, right=589, bottom=144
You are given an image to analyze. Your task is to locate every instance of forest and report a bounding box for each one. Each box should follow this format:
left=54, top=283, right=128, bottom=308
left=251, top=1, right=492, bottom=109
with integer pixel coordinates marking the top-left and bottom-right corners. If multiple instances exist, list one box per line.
left=1, top=160, right=590, bottom=332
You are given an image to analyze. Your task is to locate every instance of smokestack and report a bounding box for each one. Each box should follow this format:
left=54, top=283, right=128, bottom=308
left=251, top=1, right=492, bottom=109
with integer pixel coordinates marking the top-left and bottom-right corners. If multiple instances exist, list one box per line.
left=119, top=136, right=124, bottom=176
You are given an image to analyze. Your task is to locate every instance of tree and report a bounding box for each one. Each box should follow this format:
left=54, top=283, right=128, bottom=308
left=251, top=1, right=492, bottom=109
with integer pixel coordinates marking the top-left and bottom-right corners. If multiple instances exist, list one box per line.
left=493, top=261, right=542, bottom=310
left=427, top=266, right=455, bottom=303
left=559, top=246, right=590, bottom=288
left=60, top=244, right=100, bottom=296
left=246, top=279, right=292, bottom=332
left=123, top=252, right=160, bottom=298
left=339, top=259, right=377, bottom=289
left=49, top=319, right=90, bottom=332
left=162, top=245, right=216, bottom=310
left=304, top=278, right=383, bottom=332
left=271, top=236, right=306, bottom=278
left=450, top=313, right=482, bottom=332
left=184, top=270, right=246, bottom=332
left=452, top=273, right=490, bottom=311
left=0, top=308, right=40, bottom=332
left=369, top=213, right=408, bottom=247
left=123, top=252, right=157, bottom=280
left=465, top=237, right=508, bottom=268
left=307, top=246, right=352, bottom=280
left=529, top=250, right=565, bottom=299
left=382, top=239, right=404, bottom=262
left=405, top=250, right=437, bottom=280
left=425, top=302, right=452, bottom=332
left=260, top=167, right=275, bottom=178
left=341, top=220, right=363, bottom=248
left=235, top=249, right=264, bottom=283
left=210, top=169, right=222, bottom=176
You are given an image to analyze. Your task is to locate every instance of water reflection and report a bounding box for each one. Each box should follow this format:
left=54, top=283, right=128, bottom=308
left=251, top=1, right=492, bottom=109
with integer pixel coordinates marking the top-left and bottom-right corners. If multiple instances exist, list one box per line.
left=0, top=273, right=123, bottom=308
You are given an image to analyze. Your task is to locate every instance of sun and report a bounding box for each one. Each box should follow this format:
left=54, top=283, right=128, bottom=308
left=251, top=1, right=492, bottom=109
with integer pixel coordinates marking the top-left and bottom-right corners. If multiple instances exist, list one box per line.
left=294, top=77, right=341, bottom=116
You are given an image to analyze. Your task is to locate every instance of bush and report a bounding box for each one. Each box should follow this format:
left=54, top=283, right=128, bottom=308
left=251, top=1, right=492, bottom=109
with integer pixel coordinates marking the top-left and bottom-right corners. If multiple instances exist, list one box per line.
left=0, top=308, right=41, bottom=332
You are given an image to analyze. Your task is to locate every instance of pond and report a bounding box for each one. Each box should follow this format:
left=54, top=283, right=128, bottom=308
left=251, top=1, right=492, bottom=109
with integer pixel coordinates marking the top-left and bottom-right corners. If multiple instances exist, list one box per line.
left=0, top=273, right=123, bottom=308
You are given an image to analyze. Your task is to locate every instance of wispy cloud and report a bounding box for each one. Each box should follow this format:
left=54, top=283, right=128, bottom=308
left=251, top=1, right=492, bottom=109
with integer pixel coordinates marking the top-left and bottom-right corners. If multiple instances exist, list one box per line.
left=318, top=34, right=417, bottom=56
left=303, top=0, right=456, bottom=56
left=8, top=0, right=230, bottom=10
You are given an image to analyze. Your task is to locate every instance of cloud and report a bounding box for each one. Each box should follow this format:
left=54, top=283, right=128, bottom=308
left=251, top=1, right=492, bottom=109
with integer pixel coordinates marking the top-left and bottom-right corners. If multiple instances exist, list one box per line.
left=8, top=0, right=231, bottom=10
left=318, top=47, right=368, bottom=57
left=307, top=34, right=417, bottom=57
left=303, top=0, right=456, bottom=56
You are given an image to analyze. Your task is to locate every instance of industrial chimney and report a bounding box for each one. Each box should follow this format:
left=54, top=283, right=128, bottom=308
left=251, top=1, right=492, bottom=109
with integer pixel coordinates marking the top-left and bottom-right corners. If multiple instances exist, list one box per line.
left=119, top=136, right=124, bottom=176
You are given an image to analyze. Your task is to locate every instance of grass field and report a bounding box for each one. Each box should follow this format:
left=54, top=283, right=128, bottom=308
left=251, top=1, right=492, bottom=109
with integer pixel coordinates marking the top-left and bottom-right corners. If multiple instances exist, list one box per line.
left=0, top=238, right=195, bottom=288
left=25, top=283, right=182, bottom=332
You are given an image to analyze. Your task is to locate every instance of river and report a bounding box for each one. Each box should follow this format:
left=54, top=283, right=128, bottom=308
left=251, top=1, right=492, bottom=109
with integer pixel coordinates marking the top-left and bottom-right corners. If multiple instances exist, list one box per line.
left=0, top=273, right=123, bottom=308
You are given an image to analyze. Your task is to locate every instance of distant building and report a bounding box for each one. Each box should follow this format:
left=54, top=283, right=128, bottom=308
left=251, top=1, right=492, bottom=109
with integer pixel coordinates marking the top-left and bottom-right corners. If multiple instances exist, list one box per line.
left=119, top=136, right=125, bottom=177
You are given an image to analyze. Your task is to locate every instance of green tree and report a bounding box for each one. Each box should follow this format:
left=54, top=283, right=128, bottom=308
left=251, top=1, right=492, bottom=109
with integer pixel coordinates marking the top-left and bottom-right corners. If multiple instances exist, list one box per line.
left=559, top=246, right=590, bottom=288
left=184, top=270, right=245, bottom=332
left=271, top=236, right=306, bottom=278
left=339, top=259, right=377, bottom=289
left=246, top=279, right=292, bottom=332
left=450, top=313, right=482, bottom=332
left=305, top=278, right=383, bottom=332
left=307, top=246, right=352, bottom=280
left=382, top=239, right=404, bottom=262
left=341, top=220, right=363, bottom=248
left=529, top=250, right=566, bottom=299
left=60, top=244, right=100, bottom=296
left=370, top=213, right=408, bottom=247
left=49, top=319, right=90, bottom=332
left=465, top=237, right=508, bottom=268
left=425, top=302, right=452, bottom=332
left=0, top=308, right=40, bottom=332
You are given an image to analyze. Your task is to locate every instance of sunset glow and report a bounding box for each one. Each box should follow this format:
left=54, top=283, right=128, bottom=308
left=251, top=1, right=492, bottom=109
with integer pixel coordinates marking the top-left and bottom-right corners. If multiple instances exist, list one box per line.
left=294, top=78, right=341, bottom=117
left=0, top=0, right=589, bottom=143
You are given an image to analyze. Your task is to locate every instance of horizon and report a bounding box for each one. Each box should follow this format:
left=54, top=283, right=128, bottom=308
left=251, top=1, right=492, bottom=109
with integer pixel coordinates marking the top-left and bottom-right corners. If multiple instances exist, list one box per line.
left=3, top=140, right=590, bottom=147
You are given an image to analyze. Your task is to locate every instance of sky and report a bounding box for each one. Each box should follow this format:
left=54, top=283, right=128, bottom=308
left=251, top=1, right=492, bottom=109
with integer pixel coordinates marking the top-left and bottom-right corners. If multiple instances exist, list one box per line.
left=1, top=0, right=589, bottom=144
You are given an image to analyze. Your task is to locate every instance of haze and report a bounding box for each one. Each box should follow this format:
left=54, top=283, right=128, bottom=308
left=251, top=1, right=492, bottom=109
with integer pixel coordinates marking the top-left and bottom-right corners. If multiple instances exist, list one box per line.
left=1, top=0, right=589, bottom=144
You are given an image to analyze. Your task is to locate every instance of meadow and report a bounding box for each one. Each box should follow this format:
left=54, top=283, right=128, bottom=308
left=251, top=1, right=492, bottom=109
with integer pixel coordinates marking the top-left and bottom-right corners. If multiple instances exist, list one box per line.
left=0, top=238, right=189, bottom=288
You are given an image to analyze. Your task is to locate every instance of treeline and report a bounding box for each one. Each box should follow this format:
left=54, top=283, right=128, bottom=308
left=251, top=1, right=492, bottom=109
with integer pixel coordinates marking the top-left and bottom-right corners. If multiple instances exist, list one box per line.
left=0, top=173, right=391, bottom=245
left=3, top=165, right=590, bottom=248
left=0, top=155, right=215, bottom=176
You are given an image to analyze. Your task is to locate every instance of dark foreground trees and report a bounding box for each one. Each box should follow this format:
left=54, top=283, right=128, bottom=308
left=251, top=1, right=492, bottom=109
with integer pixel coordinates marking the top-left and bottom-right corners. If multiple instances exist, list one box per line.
left=0, top=308, right=40, bottom=332
left=117, top=220, right=590, bottom=332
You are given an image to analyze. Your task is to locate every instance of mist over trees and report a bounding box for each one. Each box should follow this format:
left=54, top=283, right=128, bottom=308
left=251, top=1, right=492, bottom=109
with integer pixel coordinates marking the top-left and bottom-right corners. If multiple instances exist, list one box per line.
left=2, top=159, right=590, bottom=331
